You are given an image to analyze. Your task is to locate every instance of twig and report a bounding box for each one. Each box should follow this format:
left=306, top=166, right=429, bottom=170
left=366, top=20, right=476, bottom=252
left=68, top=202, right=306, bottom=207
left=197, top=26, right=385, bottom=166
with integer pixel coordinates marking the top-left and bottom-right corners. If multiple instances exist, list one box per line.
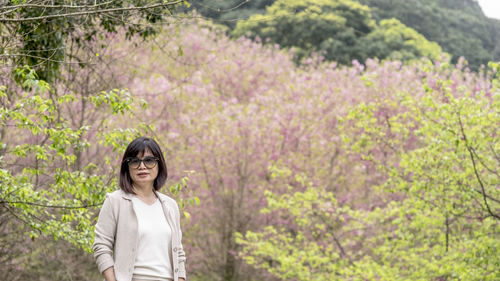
left=0, top=1, right=116, bottom=10
left=0, top=1, right=183, bottom=22
left=0, top=200, right=102, bottom=209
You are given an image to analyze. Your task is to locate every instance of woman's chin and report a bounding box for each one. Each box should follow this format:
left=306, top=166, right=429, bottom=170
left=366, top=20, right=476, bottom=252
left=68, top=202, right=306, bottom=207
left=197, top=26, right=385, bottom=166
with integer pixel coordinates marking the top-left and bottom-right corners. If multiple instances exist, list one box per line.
left=133, top=178, right=154, bottom=186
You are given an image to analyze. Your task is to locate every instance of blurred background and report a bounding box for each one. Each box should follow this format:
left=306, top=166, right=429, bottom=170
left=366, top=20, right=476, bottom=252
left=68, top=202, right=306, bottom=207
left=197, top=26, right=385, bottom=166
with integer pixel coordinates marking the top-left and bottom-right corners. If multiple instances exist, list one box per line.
left=0, top=1, right=499, bottom=280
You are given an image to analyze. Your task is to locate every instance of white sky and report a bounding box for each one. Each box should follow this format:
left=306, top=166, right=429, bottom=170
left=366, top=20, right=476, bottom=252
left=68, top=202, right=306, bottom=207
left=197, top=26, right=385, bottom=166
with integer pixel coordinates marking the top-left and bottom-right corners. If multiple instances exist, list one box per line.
left=477, top=0, right=500, bottom=19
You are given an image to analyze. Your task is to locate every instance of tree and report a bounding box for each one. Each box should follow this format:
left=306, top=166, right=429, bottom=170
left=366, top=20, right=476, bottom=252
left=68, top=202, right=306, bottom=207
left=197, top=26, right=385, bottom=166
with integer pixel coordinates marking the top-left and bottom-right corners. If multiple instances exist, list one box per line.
left=0, top=0, right=185, bottom=81
left=358, top=0, right=499, bottom=69
left=232, top=0, right=443, bottom=65
left=0, top=65, right=147, bottom=278
left=0, top=24, right=205, bottom=280
left=233, top=0, right=375, bottom=64
left=359, top=18, right=443, bottom=61
left=115, top=19, right=496, bottom=280
left=5, top=17, right=490, bottom=280
left=235, top=60, right=500, bottom=280
left=194, top=0, right=498, bottom=69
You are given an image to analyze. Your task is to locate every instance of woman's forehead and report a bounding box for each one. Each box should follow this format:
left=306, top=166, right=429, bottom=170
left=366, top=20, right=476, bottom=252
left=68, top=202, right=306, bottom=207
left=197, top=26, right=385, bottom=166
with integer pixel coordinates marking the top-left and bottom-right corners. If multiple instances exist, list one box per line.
left=136, top=148, right=153, bottom=157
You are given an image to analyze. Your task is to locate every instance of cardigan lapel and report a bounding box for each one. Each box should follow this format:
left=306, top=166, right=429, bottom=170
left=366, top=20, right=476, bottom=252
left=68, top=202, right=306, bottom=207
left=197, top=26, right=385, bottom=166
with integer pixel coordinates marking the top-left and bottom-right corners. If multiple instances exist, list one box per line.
left=120, top=189, right=134, bottom=201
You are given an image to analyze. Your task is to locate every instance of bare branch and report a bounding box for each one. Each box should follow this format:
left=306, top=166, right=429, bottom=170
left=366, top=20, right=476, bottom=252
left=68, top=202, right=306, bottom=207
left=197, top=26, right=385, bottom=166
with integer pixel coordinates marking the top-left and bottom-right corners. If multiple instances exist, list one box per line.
left=0, top=53, right=84, bottom=65
left=0, top=1, right=183, bottom=22
left=0, top=1, right=116, bottom=10
left=195, top=0, right=251, bottom=13
left=0, top=200, right=102, bottom=209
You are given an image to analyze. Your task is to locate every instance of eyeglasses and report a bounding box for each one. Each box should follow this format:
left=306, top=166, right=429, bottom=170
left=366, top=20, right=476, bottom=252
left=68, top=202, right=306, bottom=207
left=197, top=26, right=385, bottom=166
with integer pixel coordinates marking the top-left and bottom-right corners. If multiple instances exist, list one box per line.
left=125, top=156, right=159, bottom=169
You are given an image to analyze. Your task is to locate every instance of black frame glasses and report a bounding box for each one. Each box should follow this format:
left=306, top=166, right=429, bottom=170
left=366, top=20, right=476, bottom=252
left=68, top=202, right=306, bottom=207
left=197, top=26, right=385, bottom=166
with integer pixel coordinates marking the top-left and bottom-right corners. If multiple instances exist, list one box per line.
left=125, top=156, right=159, bottom=169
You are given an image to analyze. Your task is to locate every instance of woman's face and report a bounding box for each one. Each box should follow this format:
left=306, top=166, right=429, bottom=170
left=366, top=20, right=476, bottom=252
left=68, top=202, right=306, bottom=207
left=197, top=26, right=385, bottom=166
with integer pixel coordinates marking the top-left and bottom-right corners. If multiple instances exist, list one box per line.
left=129, top=149, right=159, bottom=188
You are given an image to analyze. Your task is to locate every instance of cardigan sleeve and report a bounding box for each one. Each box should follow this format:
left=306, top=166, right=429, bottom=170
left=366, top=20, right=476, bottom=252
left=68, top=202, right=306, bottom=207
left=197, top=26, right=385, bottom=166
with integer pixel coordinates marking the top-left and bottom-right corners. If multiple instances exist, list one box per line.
left=93, top=194, right=117, bottom=274
left=174, top=200, right=187, bottom=279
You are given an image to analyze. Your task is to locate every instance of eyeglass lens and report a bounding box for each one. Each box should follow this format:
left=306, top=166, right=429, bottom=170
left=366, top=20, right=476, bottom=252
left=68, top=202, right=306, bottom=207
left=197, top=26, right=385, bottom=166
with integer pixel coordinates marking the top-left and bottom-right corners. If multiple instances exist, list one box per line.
left=128, top=157, right=157, bottom=168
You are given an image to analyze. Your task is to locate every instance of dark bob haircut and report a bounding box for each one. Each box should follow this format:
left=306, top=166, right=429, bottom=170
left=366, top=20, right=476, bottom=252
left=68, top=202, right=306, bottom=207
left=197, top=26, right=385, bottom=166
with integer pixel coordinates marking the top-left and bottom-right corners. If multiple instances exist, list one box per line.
left=119, top=137, right=168, bottom=194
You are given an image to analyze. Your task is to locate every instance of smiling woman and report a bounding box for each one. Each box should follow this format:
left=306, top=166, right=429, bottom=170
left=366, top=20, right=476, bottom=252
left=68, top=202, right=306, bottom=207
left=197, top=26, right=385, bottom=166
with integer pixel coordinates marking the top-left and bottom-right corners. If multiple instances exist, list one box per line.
left=93, top=137, right=187, bottom=281
left=478, top=0, right=500, bottom=19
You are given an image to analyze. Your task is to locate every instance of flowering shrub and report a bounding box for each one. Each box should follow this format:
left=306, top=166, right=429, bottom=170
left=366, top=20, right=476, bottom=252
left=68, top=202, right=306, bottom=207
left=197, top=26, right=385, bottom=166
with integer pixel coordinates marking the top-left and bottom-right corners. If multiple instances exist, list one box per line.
left=108, top=20, right=497, bottom=280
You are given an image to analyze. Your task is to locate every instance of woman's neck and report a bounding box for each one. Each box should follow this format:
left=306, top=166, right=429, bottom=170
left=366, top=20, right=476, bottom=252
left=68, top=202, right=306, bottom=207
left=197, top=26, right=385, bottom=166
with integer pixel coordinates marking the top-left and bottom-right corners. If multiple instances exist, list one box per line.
left=133, top=184, right=156, bottom=198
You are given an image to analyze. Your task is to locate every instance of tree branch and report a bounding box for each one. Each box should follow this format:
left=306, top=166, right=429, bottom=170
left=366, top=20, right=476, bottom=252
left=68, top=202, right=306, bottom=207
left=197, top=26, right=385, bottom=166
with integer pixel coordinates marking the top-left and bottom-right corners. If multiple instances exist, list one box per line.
left=0, top=200, right=102, bottom=209
left=458, top=113, right=500, bottom=220
left=0, top=1, right=183, bottom=22
left=0, top=1, right=116, bottom=10
left=316, top=212, right=354, bottom=265
left=470, top=145, right=499, bottom=176
left=488, top=143, right=500, bottom=165
left=195, top=0, right=250, bottom=13
left=445, top=212, right=449, bottom=252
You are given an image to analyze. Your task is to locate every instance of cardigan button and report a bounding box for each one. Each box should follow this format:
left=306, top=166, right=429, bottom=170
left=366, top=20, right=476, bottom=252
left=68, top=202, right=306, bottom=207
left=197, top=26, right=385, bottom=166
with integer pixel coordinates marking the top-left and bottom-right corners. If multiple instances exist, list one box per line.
left=175, top=268, right=179, bottom=273
left=173, top=247, right=177, bottom=252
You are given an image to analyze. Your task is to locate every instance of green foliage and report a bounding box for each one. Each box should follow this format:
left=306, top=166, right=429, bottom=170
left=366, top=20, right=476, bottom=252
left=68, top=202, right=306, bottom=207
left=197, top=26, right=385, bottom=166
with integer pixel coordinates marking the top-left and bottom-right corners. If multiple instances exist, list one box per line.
left=236, top=62, right=500, bottom=280
left=0, top=66, right=200, bottom=256
left=195, top=0, right=498, bottom=68
left=1, top=0, right=184, bottom=82
left=358, top=0, right=499, bottom=69
left=342, top=61, right=500, bottom=279
left=359, top=18, right=444, bottom=61
left=0, top=67, right=148, bottom=252
left=233, top=0, right=375, bottom=64
left=236, top=172, right=354, bottom=281
left=233, top=0, right=443, bottom=64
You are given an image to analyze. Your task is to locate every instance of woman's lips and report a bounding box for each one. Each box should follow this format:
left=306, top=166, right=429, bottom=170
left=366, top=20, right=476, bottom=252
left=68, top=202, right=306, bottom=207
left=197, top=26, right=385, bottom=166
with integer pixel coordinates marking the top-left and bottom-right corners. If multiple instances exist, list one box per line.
left=137, top=172, right=149, bottom=177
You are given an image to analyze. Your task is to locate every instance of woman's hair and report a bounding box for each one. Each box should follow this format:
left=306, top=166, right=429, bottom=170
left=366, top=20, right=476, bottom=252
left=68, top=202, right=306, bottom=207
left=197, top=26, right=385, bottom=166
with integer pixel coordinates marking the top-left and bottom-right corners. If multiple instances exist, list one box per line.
left=119, top=136, right=168, bottom=194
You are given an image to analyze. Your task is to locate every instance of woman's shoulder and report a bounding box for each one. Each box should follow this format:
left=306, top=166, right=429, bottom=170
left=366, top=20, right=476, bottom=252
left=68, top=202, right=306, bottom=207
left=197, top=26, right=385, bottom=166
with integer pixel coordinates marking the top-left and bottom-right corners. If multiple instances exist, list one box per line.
left=104, top=189, right=132, bottom=204
left=107, top=189, right=125, bottom=198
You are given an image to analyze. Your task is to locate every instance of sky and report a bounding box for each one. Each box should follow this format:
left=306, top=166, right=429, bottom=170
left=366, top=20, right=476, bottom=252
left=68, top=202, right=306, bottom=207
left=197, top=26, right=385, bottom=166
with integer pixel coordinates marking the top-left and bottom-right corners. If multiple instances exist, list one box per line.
left=477, top=0, right=500, bottom=19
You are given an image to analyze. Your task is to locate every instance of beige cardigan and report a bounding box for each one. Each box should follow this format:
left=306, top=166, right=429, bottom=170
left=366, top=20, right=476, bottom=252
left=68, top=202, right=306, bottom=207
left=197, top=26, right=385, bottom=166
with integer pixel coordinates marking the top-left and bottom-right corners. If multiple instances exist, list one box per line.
left=93, top=189, right=187, bottom=281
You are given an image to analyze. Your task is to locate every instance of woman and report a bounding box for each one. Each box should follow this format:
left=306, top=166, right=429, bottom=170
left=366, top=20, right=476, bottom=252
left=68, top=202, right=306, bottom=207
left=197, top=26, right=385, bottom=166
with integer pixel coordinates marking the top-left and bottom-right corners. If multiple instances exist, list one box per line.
left=93, top=137, right=187, bottom=281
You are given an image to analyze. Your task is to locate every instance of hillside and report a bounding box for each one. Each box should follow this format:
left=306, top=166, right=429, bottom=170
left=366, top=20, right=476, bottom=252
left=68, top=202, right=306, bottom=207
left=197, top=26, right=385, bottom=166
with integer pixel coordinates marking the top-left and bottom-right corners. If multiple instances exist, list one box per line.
left=192, top=0, right=500, bottom=68
left=357, top=0, right=500, bottom=68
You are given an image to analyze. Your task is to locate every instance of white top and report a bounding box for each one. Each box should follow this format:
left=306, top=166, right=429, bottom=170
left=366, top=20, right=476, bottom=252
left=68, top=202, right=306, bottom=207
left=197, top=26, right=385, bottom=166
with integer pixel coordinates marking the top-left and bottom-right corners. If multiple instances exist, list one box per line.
left=131, top=197, right=173, bottom=281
